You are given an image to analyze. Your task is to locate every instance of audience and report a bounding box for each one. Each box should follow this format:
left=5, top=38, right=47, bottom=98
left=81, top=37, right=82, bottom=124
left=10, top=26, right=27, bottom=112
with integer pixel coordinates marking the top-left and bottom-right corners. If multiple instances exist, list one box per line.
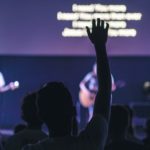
left=22, top=18, right=112, bottom=150
left=124, top=105, right=135, bottom=138
left=0, top=18, right=147, bottom=150
left=0, top=132, right=4, bottom=150
left=143, top=119, right=150, bottom=149
left=14, top=124, right=27, bottom=134
left=5, top=92, right=47, bottom=150
left=124, top=105, right=143, bottom=144
left=105, top=105, right=145, bottom=150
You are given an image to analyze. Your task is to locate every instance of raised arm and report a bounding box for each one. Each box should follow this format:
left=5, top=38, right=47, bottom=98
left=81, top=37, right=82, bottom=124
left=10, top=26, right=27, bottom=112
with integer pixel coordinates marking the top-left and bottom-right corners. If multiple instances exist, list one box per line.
left=0, top=82, right=19, bottom=93
left=0, top=83, right=15, bottom=93
left=86, top=19, right=111, bottom=121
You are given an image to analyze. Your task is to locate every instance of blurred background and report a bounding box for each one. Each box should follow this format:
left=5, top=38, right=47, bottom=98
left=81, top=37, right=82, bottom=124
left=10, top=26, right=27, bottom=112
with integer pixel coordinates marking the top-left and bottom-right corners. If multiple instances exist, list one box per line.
left=0, top=0, right=149, bottom=139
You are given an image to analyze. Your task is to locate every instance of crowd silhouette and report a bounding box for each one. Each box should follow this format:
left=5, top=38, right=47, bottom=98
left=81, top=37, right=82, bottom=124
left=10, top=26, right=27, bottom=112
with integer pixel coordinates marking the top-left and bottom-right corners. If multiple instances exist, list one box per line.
left=0, top=19, right=148, bottom=150
left=5, top=92, right=47, bottom=150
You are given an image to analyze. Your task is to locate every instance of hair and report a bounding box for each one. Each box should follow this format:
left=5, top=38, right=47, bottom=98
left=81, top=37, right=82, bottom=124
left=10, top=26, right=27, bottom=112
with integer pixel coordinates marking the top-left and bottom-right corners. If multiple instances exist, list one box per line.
left=37, top=82, right=77, bottom=136
left=21, top=92, right=43, bottom=126
left=109, top=105, right=130, bottom=138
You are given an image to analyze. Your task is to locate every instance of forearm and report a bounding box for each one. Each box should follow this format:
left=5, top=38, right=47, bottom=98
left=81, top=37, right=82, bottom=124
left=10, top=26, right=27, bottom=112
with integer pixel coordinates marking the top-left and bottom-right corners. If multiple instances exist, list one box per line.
left=86, top=19, right=111, bottom=120
left=0, top=85, right=11, bottom=93
left=95, top=44, right=111, bottom=89
left=94, top=43, right=112, bottom=121
left=0, top=85, right=10, bottom=93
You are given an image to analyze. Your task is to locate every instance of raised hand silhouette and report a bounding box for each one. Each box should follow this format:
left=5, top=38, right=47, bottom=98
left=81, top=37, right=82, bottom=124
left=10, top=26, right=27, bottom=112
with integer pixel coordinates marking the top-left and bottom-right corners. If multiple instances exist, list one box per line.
left=86, top=19, right=109, bottom=45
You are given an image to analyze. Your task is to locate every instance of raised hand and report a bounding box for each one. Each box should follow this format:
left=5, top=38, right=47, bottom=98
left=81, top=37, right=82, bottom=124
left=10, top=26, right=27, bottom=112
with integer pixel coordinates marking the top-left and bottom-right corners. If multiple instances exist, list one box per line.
left=86, top=19, right=109, bottom=45
left=9, top=81, right=19, bottom=90
left=0, top=81, right=19, bottom=93
left=86, top=19, right=111, bottom=121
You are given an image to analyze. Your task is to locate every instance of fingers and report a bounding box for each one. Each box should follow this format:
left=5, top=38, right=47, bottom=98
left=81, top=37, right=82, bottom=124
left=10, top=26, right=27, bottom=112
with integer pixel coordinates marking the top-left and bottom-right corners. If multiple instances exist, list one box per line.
left=106, top=23, right=109, bottom=32
left=97, top=19, right=109, bottom=31
left=92, top=18, right=105, bottom=28
left=101, top=20, right=104, bottom=28
left=97, top=18, right=100, bottom=27
left=86, top=18, right=109, bottom=38
left=92, top=19, right=96, bottom=28
left=86, top=26, right=90, bottom=36
left=86, top=26, right=92, bottom=39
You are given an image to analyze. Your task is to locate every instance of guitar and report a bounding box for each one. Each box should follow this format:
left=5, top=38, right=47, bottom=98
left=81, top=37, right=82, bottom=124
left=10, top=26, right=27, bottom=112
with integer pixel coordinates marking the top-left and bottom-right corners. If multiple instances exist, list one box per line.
left=0, top=81, right=19, bottom=93
left=79, top=90, right=95, bottom=108
left=79, top=80, right=126, bottom=108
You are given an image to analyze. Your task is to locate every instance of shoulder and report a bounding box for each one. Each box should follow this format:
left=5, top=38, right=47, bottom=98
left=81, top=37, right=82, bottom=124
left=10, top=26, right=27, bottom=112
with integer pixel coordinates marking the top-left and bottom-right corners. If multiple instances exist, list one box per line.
left=71, top=115, right=108, bottom=150
left=5, top=133, right=23, bottom=150
left=83, top=115, right=108, bottom=134
left=6, top=132, right=23, bottom=143
left=79, top=115, right=108, bottom=144
left=126, top=140, right=145, bottom=148
left=23, top=138, right=50, bottom=150
left=27, top=129, right=47, bottom=136
left=83, top=72, right=93, bottom=81
left=106, top=140, right=145, bottom=150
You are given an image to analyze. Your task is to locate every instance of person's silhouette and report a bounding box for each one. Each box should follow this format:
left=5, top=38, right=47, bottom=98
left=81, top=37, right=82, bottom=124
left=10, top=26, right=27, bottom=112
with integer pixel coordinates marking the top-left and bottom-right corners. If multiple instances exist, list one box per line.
left=5, top=92, right=47, bottom=150
left=105, top=105, right=145, bottom=150
left=143, top=119, right=150, bottom=149
left=23, top=19, right=112, bottom=150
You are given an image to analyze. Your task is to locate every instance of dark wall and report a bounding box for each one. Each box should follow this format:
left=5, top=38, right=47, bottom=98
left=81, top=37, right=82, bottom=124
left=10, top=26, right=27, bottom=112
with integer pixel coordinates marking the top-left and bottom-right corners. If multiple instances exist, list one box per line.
left=0, top=56, right=149, bottom=128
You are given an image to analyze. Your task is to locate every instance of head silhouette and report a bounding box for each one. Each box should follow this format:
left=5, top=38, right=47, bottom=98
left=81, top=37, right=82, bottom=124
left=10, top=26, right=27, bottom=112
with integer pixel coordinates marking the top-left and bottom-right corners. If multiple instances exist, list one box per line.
left=37, top=82, right=76, bottom=137
left=21, top=92, right=43, bottom=128
left=109, top=105, right=130, bottom=139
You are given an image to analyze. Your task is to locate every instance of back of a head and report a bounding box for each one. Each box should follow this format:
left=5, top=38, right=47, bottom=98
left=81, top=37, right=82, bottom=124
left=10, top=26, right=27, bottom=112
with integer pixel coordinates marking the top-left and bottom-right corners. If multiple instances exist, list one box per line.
left=109, top=105, right=130, bottom=138
left=21, top=92, right=43, bottom=126
left=37, top=82, right=75, bottom=133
